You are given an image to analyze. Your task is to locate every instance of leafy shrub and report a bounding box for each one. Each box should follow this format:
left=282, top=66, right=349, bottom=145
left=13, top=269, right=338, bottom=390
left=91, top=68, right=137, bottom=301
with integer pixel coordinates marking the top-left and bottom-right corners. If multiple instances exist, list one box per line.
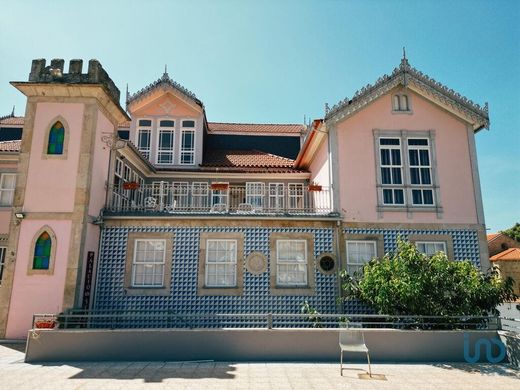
left=340, top=239, right=516, bottom=317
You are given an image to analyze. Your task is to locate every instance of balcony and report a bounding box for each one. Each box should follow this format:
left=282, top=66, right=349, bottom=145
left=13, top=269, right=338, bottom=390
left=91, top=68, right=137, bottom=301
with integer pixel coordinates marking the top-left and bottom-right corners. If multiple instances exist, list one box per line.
left=105, top=183, right=334, bottom=217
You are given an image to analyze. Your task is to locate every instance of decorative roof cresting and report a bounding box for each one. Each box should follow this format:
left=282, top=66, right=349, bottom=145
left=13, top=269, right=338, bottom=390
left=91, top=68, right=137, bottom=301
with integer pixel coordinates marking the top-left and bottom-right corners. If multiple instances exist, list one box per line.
left=126, top=67, right=203, bottom=109
left=325, top=54, right=489, bottom=130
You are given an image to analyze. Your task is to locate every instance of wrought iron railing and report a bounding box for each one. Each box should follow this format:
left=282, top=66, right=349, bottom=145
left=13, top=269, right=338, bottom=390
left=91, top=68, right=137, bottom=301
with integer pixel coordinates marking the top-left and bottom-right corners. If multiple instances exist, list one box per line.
left=32, top=311, right=501, bottom=331
left=106, top=183, right=333, bottom=216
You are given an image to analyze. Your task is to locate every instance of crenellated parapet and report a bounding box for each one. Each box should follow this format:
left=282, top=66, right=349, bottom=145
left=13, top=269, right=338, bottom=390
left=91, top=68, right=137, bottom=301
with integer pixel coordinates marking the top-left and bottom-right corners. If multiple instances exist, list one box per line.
left=28, top=58, right=121, bottom=104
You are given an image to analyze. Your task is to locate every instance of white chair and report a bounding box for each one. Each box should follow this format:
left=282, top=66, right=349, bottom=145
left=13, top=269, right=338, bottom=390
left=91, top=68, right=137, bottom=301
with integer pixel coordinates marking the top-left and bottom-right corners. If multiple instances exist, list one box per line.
left=237, top=203, right=253, bottom=213
left=210, top=203, right=227, bottom=213
left=144, top=197, right=157, bottom=211
left=339, top=322, right=371, bottom=377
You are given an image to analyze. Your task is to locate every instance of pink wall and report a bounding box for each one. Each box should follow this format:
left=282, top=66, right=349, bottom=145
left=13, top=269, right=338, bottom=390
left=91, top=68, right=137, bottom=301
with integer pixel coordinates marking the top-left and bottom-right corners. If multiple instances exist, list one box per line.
left=336, top=90, right=478, bottom=224
left=309, top=138, right=330, bottom=188
left=23, top=103, right=83, bottom=213
left=6, top=220, right=72, bottom=339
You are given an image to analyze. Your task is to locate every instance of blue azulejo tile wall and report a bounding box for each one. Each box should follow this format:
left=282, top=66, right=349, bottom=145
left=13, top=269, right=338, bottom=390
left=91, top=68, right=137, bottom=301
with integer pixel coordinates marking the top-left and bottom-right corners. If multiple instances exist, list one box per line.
left=343, top=227, right=481, bottom=267
left=94, top=226, right=338, bottom=327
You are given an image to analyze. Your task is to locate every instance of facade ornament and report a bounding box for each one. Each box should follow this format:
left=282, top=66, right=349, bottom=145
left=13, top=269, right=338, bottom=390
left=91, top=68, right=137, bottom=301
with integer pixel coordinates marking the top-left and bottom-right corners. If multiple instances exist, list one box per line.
left=325, top=56, right=489, bottom=129
left=101, top=132, right=127, bottom=150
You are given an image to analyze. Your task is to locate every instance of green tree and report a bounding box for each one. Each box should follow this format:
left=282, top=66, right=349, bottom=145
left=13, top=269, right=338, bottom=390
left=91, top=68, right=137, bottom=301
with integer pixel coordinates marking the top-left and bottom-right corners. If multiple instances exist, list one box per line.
left=340, top=239, right=516, bottom=316
left=502, top=222, right=520, bottom=243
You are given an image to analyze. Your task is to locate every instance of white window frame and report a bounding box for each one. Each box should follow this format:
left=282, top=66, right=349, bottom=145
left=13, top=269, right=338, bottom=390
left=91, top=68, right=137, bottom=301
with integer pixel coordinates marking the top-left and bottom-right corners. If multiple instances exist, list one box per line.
left=379, top=138, right=405, bottom=206
left=0, top=246, right=7, bottom=284
left=246, top=182, right=265, bottom=210
left=288, top=183, right=304, bottom=210
left=268, top=183, right=285, bottom=211
left=345, top=240, right=377, bottom=275
left=192, top=182, right=209, bottom=211
left=407, top=138, right=435, bottom=206
left=211, top=183, right=229, bottom=208
left=205, top=239, right=237, bottom=287
left=276, top=239, right=308, bottom=286
left=393, top=93, right=410, bottom=112
left=156, top=119, right=175, bottom=165
left=416, top=241, right=447, bottom=256
left=180, top=120, right=196, bottom=165
left=0, top=173, right=16, bottom=206
left=136, top=119, right=152, bottom=160
left=131, top=239, right=166, bottom=287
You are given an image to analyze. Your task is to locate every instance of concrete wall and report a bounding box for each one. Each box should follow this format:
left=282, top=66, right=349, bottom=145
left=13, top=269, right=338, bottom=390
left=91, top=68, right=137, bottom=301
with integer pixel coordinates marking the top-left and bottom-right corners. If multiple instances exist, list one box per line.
left=25, top=328, right=506, bottom=363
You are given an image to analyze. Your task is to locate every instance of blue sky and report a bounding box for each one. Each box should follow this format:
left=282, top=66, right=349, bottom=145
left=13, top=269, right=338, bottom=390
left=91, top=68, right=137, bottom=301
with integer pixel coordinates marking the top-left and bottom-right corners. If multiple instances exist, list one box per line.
left=0, top=0, right=518, bottom=232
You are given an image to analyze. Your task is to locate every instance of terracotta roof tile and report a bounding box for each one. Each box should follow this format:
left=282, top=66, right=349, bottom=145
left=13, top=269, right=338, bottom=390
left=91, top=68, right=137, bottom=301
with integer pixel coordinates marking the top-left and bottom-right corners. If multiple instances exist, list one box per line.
left=487, top=233, right=500, bottom=241
left=0, top=116, right=24, bottom=126
left=490, top=248, right=520, bottom=261
left=202, top=149, right=298, bottom=169
left=207, top=122, right=304, bottom=135
left=0, top=140, right=21, bottom=152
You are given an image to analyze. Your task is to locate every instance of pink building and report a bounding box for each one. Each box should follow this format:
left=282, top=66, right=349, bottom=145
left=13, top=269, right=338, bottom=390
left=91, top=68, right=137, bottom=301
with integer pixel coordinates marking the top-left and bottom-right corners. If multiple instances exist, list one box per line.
left=0, top=56, right=490, bottom=338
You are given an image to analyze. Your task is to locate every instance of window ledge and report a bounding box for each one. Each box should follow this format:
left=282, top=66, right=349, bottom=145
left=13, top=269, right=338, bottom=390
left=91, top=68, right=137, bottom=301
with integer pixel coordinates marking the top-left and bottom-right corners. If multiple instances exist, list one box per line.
left=377, top=205, right=442, bottom=213
left=271, top=286, right=315, bottom=296
left=391, top=109, right=413, bottom=115
left=125, top=287, right=170, bottom=296
left=198, top=286, right=243, bottom=296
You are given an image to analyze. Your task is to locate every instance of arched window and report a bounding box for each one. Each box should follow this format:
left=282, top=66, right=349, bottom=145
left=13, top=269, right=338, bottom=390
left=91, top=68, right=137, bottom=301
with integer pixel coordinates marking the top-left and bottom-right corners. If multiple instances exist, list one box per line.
left=400, top=95, right=409, bottom=111
left=33, top=232, right=52, bottom=270
left=47, top=121, right=65, bottom=154
left=393, top=95, right=401, bottom=111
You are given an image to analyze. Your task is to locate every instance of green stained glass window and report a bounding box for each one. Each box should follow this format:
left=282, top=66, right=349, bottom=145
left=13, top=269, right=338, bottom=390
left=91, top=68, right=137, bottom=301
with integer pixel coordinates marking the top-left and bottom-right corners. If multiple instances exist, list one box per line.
left=47, top=121, right=65, bottom=154
left=33, top=232, right=51, bottom=270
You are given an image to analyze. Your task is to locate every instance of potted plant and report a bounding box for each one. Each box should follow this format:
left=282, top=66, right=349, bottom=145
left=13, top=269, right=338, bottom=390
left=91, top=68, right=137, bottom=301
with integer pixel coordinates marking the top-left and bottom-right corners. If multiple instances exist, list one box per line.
left=308, top=182, right=322, bottom=192
left=34, top=318, right=57, bottom=329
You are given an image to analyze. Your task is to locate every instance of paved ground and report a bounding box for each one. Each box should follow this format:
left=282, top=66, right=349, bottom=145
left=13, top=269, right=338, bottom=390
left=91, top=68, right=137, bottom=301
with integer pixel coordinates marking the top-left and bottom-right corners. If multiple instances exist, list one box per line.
left=1, top=343, right=519, bottom=389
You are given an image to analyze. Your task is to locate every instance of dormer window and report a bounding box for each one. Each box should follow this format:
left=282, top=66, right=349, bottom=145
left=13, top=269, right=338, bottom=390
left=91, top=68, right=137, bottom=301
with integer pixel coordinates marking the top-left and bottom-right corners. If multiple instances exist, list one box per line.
left=393, top=94, right=410, bottom=112
left=180, top=120, right=195, bottom=165
left=157, top=120, right=175, bottom=165
left=137, top=119, right=152, bottom=159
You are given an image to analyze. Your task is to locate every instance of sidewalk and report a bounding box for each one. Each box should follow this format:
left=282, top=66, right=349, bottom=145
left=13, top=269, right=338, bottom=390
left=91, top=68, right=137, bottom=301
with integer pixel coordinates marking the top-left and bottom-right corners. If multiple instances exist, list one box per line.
left=1, top=343, right=519, bottom=389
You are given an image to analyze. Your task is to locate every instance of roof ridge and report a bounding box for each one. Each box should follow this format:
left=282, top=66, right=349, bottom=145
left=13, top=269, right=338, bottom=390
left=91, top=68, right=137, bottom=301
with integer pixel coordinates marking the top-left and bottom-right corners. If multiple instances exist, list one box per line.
left=325, top=57, right=489, bottom=129
left=252, top=149, right=295, bottom=162
left=208, top=122, right=304, bottom=126
left=127, top=71, right=202, bottom=108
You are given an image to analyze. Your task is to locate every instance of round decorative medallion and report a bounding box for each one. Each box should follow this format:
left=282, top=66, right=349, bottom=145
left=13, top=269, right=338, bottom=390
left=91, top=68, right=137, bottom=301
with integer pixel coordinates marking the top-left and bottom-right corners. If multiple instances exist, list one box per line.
left=246, top=252, right=267, bottom=275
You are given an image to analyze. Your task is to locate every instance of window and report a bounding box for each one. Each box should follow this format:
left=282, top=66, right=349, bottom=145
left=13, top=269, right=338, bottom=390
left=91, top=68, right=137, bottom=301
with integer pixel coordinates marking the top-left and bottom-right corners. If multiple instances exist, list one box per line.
left=47, top=121, right=65, bottom=154
left=379, top=138, right=405, bottom=205
left=268, top=183, right=284, bottom=211
left=416, top=241, right=446, bottom=256
left=157, top=120, right=175, bottom=165
left=131, top=239, right=166, bottom=287
left=0, top=173, right=16, bottom=206
left=246, top=182, right=265, bottom=210
left=211, top=183, right=229, bottom=208
left=408, top=139, right=434, bottom=206
left=346, top=241, right=377, bottom=275
left=205, top=239, right=237, bottom=287
left=137, top=119, right=152, bottom=159
left=180, top=120, right=195, bottom=165
left=172, top=182, right=189, bottom=210
left=33, top=232, right=52, bottom=270
left=192, top=182, right=208, bottom=211
left=375, top=131, right=438, bottom=209
left=0, top=246, right=6, bottom=284
left=276, top=240, right=307, bottom=286
left=393, top=94, right=410, bottom=111
left=288, top=183, right=304, bottom=210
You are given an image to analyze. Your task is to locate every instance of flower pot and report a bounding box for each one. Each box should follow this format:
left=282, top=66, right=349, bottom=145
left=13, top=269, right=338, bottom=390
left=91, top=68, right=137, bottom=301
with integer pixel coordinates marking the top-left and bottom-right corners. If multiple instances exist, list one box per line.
left=34, top=320, right=57, bottom=329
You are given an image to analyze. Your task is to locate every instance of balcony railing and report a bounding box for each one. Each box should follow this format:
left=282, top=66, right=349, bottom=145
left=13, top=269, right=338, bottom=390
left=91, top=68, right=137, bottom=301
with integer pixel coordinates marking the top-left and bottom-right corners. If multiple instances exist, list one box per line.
left=106, top=183, right=333, bottom=216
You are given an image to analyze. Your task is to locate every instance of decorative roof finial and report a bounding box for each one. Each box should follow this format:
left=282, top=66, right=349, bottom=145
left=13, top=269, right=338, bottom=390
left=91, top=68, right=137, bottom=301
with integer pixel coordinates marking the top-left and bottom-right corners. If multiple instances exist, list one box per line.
left=125, top=83, right=130, bottom=109
left=400, top=46, right=410, bottom=71
left=162, top=64, right=170, bottom=81
left=403, top=46, right=406, bottom=60
left=325, top=103, right=330, bottom=115
left=11, top=105, right=15, bottom=116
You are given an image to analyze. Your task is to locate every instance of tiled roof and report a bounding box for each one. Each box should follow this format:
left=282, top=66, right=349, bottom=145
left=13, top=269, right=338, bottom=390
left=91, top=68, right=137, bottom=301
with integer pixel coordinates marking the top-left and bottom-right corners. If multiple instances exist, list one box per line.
left=487, top=233, right=500, bottom=242
left=490, top=248, right=520, bottom=261
left=0, top=116, right=24, bottom=126
left=202, top=149, right=297, bottom=169
left=207, top=122, right=304, bottom=135
left=0, top=140, right=21, bottom=152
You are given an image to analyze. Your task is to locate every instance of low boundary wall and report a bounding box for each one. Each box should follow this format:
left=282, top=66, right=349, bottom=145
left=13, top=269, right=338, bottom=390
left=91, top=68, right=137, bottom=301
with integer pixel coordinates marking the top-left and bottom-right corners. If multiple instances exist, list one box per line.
left=25, top=328, right=506, bottom=363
